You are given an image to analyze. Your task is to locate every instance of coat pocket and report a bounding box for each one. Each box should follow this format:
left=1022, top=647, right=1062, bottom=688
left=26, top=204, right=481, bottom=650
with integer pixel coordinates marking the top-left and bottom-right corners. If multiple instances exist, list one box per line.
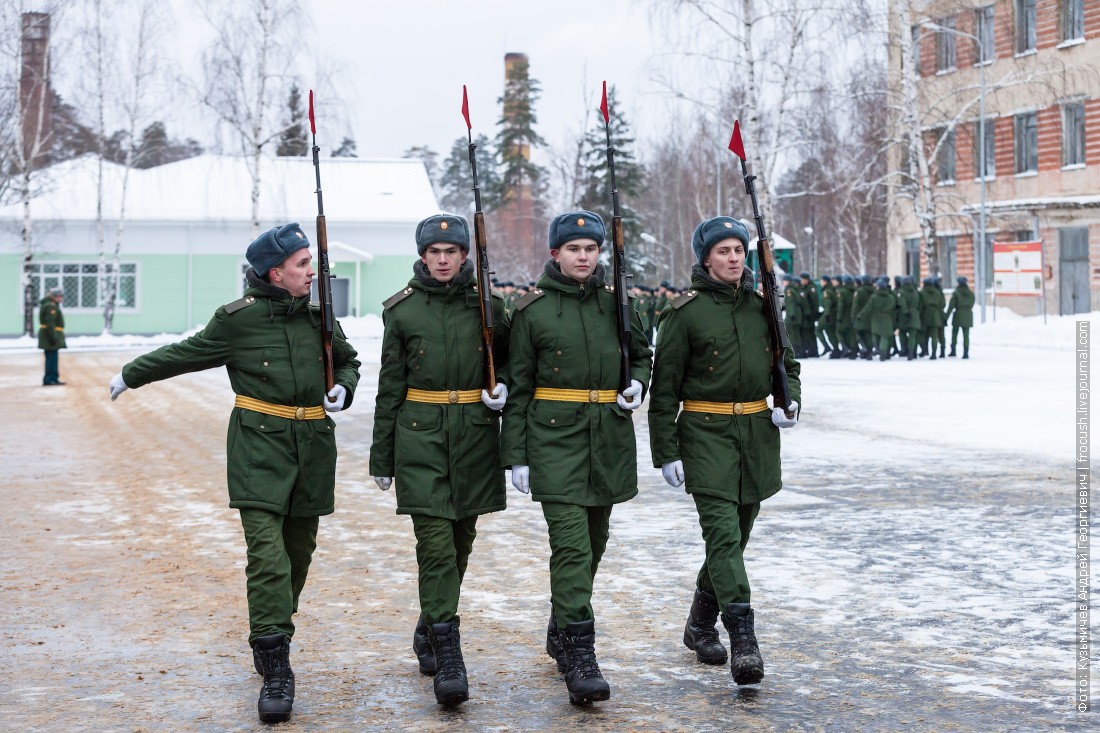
left=532, top=404, right=579, bottom=428
left=398, top=407, right=440, bottom=431
left=239, top=409, right=287, bottom=433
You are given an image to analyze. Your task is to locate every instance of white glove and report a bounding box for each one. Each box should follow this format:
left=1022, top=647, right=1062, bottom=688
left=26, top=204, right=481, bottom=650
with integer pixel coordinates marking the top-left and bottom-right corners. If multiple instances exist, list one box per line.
left=662, top=460, right=685, bottom=488
left=324, top=384, right=347, bottom=413
left=772, top=400, right=799, bottom=428
left=481, top=382, right=508, bottom=411
left=374, top=476, right=392, bottom=491
left=511, top=465, right=530, bottom=494
left=109, top=372, right=129, bottom=401
left=616, top=379, right=644, bottom=410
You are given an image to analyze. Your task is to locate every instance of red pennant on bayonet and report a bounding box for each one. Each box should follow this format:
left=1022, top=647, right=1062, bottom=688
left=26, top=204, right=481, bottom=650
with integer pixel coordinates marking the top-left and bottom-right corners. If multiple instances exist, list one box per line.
left=308, top=90, right=316, bottom=135
left=728, top=120, right=745, bottom=160
left=462, top=85, right=471, bottom=129
left=600, top=81, right=609, bottom=124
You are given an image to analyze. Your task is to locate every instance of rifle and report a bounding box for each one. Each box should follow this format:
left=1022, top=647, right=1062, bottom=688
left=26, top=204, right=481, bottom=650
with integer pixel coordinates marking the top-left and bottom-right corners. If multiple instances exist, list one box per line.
left=461, top=86, right=498, bottom=395
left=600, top=81, right=632, bottom=393
left=728, top=120, right=795, bottom=418
left=308, top=90, right=336, bottom=401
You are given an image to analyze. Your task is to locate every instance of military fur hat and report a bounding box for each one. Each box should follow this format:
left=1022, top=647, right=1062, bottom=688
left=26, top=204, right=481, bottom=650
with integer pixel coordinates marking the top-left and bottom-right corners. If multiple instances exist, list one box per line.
left=548, top=210, right=605, bottom=250
left=782, top=273, right=794, bottom=282
left=957, top=276, right=968, bottom=286
left=416, top=213, right=470, bottom=255
left=691, top=216, right=751, bottom=265
left=876, top=276, right=890, bottom=288
left=246, top=222, right=311, bottom=276
left=47, top=287, right=63, bottom=297
left=894, top=275, right=903, bottom=287
left=799, top=271, right=811, bottom=280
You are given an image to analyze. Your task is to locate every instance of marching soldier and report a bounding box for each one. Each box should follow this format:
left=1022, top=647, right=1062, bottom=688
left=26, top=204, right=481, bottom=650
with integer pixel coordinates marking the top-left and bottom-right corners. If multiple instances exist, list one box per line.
left=369, top=214, right=511, bottom=707
left=38, top=288, right=66, bottom=385
left=649, top=216, right=801, bottom=687
left=892, top=276, right=905, bottom=356
left=800, top=272, right=819, bottom=358
left=502, top=210, right=652, bottom=705
left=852, top=275, right=875, bottom=360
left=107, top=223, right=361, bottom=724
left=859, top=276, right=896, bottom=361
left=836, top=275, right=857, bottom=359
left=900, top=276, right=922, bottom=360
left=946, top=275, right=975, bottom=358
left=816, top=275, right=836, bottom=357
left=782, top=274, right=803, bottom=357
left=920, top=277, right=945, bottom=360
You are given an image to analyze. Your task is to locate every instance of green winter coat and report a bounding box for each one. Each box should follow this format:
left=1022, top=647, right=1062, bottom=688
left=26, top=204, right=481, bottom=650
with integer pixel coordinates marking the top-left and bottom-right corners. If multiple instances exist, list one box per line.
left=921, top=285, right=946, bottom=327
left=649, top=267, right=801, bottom=505
left=863, top=288, right=896, bottom=338
left=38, top=297, right=66, bottom=350
left=946, top=285, right=975, bottom=328
left=901, top=284, right=922, bottom=329
left=501, top=261, right=653, bottom=506
left=368, top=261, right=511, bottom=521
left=783, top=283, right=803, bottom=326
left=122, top=270, right=361, bottom=517
left=821, top=283, right=836, bottom=324
left=836, top=284, right=855, bottom=324
left=852, top=284, right=876, bottom=330
left=804, top=284, right=820, bottom=322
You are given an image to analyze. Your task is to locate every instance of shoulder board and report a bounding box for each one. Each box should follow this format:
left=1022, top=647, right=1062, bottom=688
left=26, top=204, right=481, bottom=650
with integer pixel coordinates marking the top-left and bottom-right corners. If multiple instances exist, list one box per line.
left=491, top=288, right=505, bottom=300
left=383, top=286, right=416, bottom=310
left=513, top=288, right=546, bottom=313
left=223, top=295, right=259, bottom=314
left=671, top=290, right=699, bottom=310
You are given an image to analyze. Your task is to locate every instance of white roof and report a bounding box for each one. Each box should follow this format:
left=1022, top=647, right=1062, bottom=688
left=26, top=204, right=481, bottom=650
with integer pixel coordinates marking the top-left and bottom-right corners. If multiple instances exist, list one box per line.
left=0, top=153, right=439, bottom=224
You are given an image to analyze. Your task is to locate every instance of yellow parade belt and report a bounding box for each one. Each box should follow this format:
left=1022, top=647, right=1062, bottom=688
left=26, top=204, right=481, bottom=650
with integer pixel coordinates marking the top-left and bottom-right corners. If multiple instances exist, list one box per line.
left=405, top=388, right=482, bottom=405
left=534, top=388, right=618, bottom=404
left=682, top=398, right=770, bottom=416
left=235, top=394, right=326, bottom=421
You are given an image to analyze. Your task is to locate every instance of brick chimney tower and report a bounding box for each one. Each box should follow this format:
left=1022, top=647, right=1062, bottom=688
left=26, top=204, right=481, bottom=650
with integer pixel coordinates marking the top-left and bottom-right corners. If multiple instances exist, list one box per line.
left=20, top=12, right=51, bottom=167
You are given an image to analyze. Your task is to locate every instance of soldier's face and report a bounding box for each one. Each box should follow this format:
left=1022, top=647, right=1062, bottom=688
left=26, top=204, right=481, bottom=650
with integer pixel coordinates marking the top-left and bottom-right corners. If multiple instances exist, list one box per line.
left=422, top=244, right=468, bottom=283
left=553, top=239, right=600, bottom=282
left=704, top=239, right=746, bottom=285
left=271, top=250, right=315, bottom=298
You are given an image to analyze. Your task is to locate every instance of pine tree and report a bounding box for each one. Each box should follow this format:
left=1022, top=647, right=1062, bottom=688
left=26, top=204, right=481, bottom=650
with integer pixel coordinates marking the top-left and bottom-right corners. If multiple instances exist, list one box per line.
left=493, top=56, right=548, bottom=210
left=332, top=137, right=357, bottom=157
left=276, top=84, right=308, bottom=157
left=438, top=134, right=499, bottom=215
left=577, top=85, right=648, bottom=273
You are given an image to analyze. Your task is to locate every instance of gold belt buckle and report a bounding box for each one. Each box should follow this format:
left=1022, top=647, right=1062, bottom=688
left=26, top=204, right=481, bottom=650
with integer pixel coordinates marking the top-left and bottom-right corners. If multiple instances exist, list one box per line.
left=734, top=402, right=744, bottom=415
left=589, top=390, right=600, bottom=403
left=294, top=407, right=305, bottom=420
left=448, top=390, right=460, bottom=404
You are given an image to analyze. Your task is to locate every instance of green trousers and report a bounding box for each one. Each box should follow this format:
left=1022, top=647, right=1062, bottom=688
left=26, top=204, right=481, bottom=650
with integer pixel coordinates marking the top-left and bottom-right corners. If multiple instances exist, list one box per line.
left=542, top=502, right=612, bottom=629
left=837, top=325, right=855, bottom=353
left=239, top=508, right=319, bottom=645
left=411, top=514, right=478, bottom=625
left=952, top=326, right=970, bottom=351
left=815, top=320, right=833, bottom=351
left=907, top=327, right=921, bottom=351
left=43, top=349, right=59, bottom=384
left=826, top=323, right=838, bottom=351
left=693, top=494, right=760, bottom=606
left=857, top=329, right=873, bottom=352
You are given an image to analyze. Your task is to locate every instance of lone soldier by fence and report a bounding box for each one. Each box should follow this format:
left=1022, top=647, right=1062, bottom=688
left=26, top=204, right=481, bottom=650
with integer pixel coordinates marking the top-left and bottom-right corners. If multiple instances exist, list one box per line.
left=38, top=288, right=66, bottom=385
left=107, top=223, right=361, bottom=724
left=502, top=210, right=652, bottom=705
left=648, top=216, right=801, bottom=688
left=369, top=213, right=511, bottom=707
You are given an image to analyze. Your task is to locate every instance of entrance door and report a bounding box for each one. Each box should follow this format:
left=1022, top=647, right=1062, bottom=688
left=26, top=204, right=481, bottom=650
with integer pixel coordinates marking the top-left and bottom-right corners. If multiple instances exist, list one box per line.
left=310, top=277, right=351, bottom=317
left=1059, top=228, right=1090, bottom=315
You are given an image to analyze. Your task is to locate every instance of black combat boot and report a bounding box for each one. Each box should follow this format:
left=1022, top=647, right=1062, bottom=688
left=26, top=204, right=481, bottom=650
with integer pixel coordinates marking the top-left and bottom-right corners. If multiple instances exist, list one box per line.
left=829, top=347, right=843, bottom=359
left=683, top=588, right=728, bottom=664
left=721, top=603, right=764, bottom=686
left=847, top=345, right=858, bottom=360
left=413, top=615, right=436, bottom=675
left=908, top=347, right=916, bottom=361
left=560, top=620, right=611, bottom=704
left=546, top=607, right=566, bottom=673
left=428, top=619, right=469, bottom=706
left=963, top=345, right=969, bottom=359
left=930, top=348, right=937, bottom=361
left=939, top=343, right=945, bottom=358
left=861, top=344, right=873, bottom=360
left=949, top=346, right=957, bottom=357
left=254, top=633, right=295, bottom=723
left=880, top=349, right=891, bottom=361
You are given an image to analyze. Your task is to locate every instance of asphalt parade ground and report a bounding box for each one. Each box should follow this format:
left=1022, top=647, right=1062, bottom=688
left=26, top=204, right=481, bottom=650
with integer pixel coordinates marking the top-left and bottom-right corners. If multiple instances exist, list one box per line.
left=0, top=345, right=1080, bottom=732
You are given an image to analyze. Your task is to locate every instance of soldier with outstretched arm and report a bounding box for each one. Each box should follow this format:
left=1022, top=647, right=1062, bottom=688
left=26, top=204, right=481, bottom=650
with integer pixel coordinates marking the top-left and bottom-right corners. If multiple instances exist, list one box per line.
left=368, top=214, right=511, bottom=707
left=107, top=224, right=360, bottom=724
left=648, top=217, right=801, bottom=688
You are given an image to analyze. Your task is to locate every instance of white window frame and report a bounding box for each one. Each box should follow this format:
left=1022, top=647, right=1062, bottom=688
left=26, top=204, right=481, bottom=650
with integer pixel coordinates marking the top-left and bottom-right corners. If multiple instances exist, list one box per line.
left=974, top=6, right=995, bottom=64
left=1062, top=101, right=1086, bottom=168
left=24, top=259, right=141, bottom=315
left=1015, top=0, right=1036, bottom=54
left=1062, top=0, right=1084, bottom=43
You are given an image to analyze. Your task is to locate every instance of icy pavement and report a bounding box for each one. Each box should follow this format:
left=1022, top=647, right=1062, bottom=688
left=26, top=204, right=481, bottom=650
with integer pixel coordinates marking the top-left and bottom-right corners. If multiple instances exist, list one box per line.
left=0, top=311, right=1088, bottom=731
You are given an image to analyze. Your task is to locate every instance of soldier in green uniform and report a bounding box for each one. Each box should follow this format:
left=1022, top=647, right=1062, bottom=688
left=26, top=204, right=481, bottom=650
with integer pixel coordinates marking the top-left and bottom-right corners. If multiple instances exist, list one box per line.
left=900, top=276, right=922, bottom=360
left=892, top=276, right=905, bottom=356
left=946, top=275, right=975, bottom=358
left=933, top=276, right=948, bottom=358
left=502, top=210, right=652, bottom=705
left=782, top=275, right=804, bottom=357
left=799, top=272, right=819, bottom=357
left=852, top=275, right=875, bottom=360
left=38, top=288, right=66, bottom=385
left=920, top=277, right=946, bottom=360
left=859, top=277, right=896, bottom=360
left=816, top=275, right=836, bottom=357
left=369, top=214, right=511, bottom=707
left=107, top=223, right=361, bottom=724
left=649, top=216, right=801, bottom=687
left=835, top=275, right=857, bottom=359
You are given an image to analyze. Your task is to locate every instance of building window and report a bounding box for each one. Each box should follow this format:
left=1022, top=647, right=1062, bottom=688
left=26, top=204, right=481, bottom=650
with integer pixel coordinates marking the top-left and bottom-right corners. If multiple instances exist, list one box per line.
left=1063, top=102, right=1085, bottom=166
left=938, top=128, right=956, bottom=182
left=1016, top=0, right=1036, bottom=53
left=974, top=118, right=995, bottom=178
left=942, top=235, right=958, bottom=284
left=974, top=6, right=995, bottom=63
left=1062, top=0, right=1084, bottom=42
left=27, top=261, right=138, bottom=312
left=935, top=16, right=957, bottom=71
left=905, top=237, right=921, bottom=277
left=1016, top=229, right=1035, bottom=241
left=1014, top=112, right=1038, bottom=173
left=911, top=25, right=922, bottom=74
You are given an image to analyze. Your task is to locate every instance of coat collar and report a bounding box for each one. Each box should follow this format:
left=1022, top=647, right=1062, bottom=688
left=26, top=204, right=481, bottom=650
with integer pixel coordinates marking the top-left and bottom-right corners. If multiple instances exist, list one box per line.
left=410, top=258, right=474, bottom=292
left=538, top=258, right=606, bottom=293
left=689, top=263, right=754, bottom=295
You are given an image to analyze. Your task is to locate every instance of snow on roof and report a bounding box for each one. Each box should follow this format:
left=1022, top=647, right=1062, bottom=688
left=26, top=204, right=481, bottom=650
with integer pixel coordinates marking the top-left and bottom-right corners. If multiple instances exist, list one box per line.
left=960, top=194, right=1100, bottom=213
left=0, top=153, right=439, bottom=224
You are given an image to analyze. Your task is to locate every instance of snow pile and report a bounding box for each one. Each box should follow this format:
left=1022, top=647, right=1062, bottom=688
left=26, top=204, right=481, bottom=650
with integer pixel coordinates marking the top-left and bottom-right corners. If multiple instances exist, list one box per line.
left=337, top=313, right=384, bottom=341
left=970, top=306, right=1096, bottom=352
left=0, top=328, right=203, bottom=354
